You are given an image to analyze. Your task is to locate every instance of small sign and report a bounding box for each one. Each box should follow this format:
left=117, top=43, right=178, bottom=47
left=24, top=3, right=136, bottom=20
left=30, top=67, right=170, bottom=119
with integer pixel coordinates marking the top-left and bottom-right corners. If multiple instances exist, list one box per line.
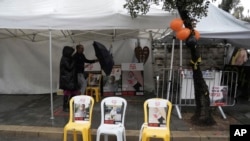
left=209, top=86, right=228, bottom=106
left=85, top=62, right=101, bottom=71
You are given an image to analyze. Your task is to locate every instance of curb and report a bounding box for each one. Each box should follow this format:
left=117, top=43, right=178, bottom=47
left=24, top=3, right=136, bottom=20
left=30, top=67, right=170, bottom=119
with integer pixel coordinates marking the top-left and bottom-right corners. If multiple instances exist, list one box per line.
left=0, top=125, right=229, bottom=141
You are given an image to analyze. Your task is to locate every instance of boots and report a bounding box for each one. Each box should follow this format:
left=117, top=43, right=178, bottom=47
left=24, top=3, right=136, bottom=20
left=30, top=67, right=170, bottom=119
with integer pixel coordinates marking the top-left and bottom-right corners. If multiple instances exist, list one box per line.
left=63, top=95, right=70, bottom=112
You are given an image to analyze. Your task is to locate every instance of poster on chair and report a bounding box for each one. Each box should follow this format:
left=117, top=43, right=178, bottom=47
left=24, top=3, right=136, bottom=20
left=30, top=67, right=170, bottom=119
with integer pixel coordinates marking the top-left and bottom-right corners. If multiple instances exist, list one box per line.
left=103, top=65, right=122, bottom=96
left=103, top=103, right=123, bottom=124
left=148, top=107, right=167, bottom=127
left=74, top=98, right=91, bottom=123
left=121, top=63, right=144, bottom=96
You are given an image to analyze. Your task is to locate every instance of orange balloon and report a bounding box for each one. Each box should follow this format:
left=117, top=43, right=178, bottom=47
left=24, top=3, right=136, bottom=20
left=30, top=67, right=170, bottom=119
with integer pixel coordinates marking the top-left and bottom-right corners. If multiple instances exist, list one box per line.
left=176, top=28, right=190, bottom=40
left=170, top=18, right=183, bottom=31
left=194, top=30, right=200, bottom=40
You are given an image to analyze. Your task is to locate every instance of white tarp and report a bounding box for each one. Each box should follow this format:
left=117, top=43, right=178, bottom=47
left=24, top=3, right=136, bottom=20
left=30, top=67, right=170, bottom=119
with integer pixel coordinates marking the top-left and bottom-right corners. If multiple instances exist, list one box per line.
left=0, top=37, right=154, bottom=94
left=197, top=3, right=250, bottom=39
left=0, top=0, right=179, bottom=94
left=196, top=3, right=250, bottom=49
left=0, top=1, right=250, bottom=94
left=0, top=0, right=177, bottom=30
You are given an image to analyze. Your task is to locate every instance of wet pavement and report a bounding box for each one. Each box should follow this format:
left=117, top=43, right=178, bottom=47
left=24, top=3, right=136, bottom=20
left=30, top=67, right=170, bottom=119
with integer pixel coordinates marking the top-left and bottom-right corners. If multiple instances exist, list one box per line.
left=0, top=93, right=249, bottom=141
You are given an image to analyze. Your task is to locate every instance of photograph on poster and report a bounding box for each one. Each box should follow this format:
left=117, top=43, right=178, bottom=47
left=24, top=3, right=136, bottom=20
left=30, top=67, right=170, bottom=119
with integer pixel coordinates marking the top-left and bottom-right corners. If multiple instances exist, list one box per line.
left=210, top=86, right=228, bottom=106
left=103, top=66, right=122, bottom=95
left=148, top=107, right=166, bottom=127
left=104, top=104, right=123, bottom=124
left=74, top=101, right=90, bottom=122
left=88, top=74, right=102, bottom=86
left=122, top=71, right=143, bottom=91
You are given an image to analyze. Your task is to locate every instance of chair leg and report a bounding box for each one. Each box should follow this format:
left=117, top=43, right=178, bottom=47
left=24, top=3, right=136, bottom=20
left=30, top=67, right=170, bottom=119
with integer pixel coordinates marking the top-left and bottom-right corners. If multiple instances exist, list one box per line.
left=88, top=129, right=92, bottom=141
left=82, top=129, right=88, bottom=141
left=123, top=131, right=126, bottom=141
left=63, top=130, right=67, bottom=141
left=95, top=89, right=99, bottom=102
left=96, top=132, right=100, bottom=141
left=141, top=136, right=147, bottom=141
left=104, top=135, right=108, bottom=141
left=90, top=89, right=95, bottom=102
left=97, top=89, right=101, bottom=102
left=73, top=131, right=77, bottom=141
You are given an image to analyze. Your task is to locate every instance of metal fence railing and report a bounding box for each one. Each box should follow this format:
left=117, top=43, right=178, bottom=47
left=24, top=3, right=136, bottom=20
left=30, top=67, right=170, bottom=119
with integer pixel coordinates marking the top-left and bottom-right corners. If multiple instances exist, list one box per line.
left=155, top=68, right=238, bottom=119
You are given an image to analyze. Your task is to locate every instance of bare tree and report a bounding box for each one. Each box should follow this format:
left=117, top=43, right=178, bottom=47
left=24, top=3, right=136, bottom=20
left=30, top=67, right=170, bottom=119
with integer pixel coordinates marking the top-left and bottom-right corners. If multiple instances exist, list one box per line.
left=124, top=0, right=216, bottom=126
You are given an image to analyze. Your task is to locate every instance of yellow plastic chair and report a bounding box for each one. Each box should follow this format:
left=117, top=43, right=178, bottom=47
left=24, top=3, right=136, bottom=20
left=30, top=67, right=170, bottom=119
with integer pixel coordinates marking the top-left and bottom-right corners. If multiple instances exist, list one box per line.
left=96, top=96, right=127, bottom=141
left=85, top=73, right=102, bottom=102
left=63, top=95, right=94, bottom=141
left=139, top=98, right=172, bottom=141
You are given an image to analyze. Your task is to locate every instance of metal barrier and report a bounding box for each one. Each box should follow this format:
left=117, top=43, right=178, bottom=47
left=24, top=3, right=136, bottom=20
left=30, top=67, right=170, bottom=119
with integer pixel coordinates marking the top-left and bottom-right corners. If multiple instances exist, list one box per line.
left=155, top=68, right=238, bottom=119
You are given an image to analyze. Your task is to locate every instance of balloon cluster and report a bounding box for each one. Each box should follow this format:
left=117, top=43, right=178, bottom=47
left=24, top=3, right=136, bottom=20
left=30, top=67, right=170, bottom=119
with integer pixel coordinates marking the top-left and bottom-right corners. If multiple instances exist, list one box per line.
left=170, top=18, right=200, bottom=41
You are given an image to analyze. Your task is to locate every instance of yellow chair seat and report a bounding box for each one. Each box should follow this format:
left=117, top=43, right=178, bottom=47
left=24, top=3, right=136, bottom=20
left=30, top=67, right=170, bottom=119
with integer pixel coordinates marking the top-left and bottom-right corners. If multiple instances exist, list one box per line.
left=142, top=126, right=170, bottom=141
left=64, top=123, right=91, bottom=141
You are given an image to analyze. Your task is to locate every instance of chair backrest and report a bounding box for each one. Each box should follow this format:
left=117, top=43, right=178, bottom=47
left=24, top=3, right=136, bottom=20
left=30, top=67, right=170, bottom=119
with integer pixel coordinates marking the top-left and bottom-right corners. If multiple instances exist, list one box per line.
left=87, top=73, right=102, bottom=87
left=100, top=96, right=127, bottom=125
left=68, top=95, right=94, bottom=123
left=144, top=98, right=172, bottom=128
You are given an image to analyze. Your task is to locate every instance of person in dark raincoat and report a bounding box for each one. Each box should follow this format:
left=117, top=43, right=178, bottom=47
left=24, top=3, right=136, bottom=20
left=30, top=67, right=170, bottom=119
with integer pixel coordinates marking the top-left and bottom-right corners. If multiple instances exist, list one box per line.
left=73, top=44, right=98, bottom=95
left=59, top=46, right=80, bottom=112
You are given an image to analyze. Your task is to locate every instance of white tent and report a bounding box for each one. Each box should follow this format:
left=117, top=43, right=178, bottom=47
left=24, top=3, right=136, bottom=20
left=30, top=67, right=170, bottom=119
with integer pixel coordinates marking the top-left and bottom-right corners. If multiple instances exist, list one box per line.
left=160, top=3, right=250, bottom=45
left=0, top=0, right=177, bottom=40
left=0, top=0, right=179, bottom=95
left=0, top=0, right=180, bottom=119
left=196, top=3, right=250, bottom=39
left=0, top=1, right=250, bottom=95
left=196, top=3, right=250, bottom=51
left=1, top=0, right=250, bottom=119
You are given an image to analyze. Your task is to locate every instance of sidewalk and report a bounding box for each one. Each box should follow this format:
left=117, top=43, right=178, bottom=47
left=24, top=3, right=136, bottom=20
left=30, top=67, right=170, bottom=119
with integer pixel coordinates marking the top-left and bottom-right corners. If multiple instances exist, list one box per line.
left=0, top=93, right=249, bottom=141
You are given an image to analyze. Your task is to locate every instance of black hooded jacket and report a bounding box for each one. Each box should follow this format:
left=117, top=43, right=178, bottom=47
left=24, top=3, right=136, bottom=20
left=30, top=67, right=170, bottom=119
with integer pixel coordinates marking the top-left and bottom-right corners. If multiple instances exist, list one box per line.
left=59, top=46, right=78, bottom=90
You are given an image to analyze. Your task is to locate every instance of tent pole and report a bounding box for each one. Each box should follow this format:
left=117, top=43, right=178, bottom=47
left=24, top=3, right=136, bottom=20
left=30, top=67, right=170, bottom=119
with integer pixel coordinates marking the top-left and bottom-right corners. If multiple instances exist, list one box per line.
left=179, top=40, right=183, bottom=69
left=166, top=37, right=175, bottom=100
left=49, top=30, right=54, bottom=120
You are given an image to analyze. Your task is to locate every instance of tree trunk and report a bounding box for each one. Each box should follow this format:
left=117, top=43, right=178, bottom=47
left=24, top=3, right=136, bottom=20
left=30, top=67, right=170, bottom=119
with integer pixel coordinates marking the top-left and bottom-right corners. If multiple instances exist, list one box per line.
left=177, top=3, right=216, bottom=126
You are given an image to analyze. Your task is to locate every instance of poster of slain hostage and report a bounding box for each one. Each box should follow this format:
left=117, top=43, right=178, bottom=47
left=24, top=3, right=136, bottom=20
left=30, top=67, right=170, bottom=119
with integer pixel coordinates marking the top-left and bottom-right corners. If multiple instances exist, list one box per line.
left=210, top=86, right=228, bottom=106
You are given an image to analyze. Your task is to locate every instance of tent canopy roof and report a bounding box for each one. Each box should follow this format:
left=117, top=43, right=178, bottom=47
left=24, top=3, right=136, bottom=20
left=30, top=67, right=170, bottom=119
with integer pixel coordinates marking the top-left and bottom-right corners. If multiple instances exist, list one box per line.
left=0, top=0, right=177, bottom=42
left=0, top=0, right=250, bottom=43
left=0, top=0, right=177, bottom=30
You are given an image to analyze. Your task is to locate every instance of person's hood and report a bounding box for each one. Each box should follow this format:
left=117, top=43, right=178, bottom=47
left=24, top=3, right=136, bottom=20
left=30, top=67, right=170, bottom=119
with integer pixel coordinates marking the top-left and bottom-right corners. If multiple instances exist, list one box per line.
left=62, top=46, right=74, bottom=57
